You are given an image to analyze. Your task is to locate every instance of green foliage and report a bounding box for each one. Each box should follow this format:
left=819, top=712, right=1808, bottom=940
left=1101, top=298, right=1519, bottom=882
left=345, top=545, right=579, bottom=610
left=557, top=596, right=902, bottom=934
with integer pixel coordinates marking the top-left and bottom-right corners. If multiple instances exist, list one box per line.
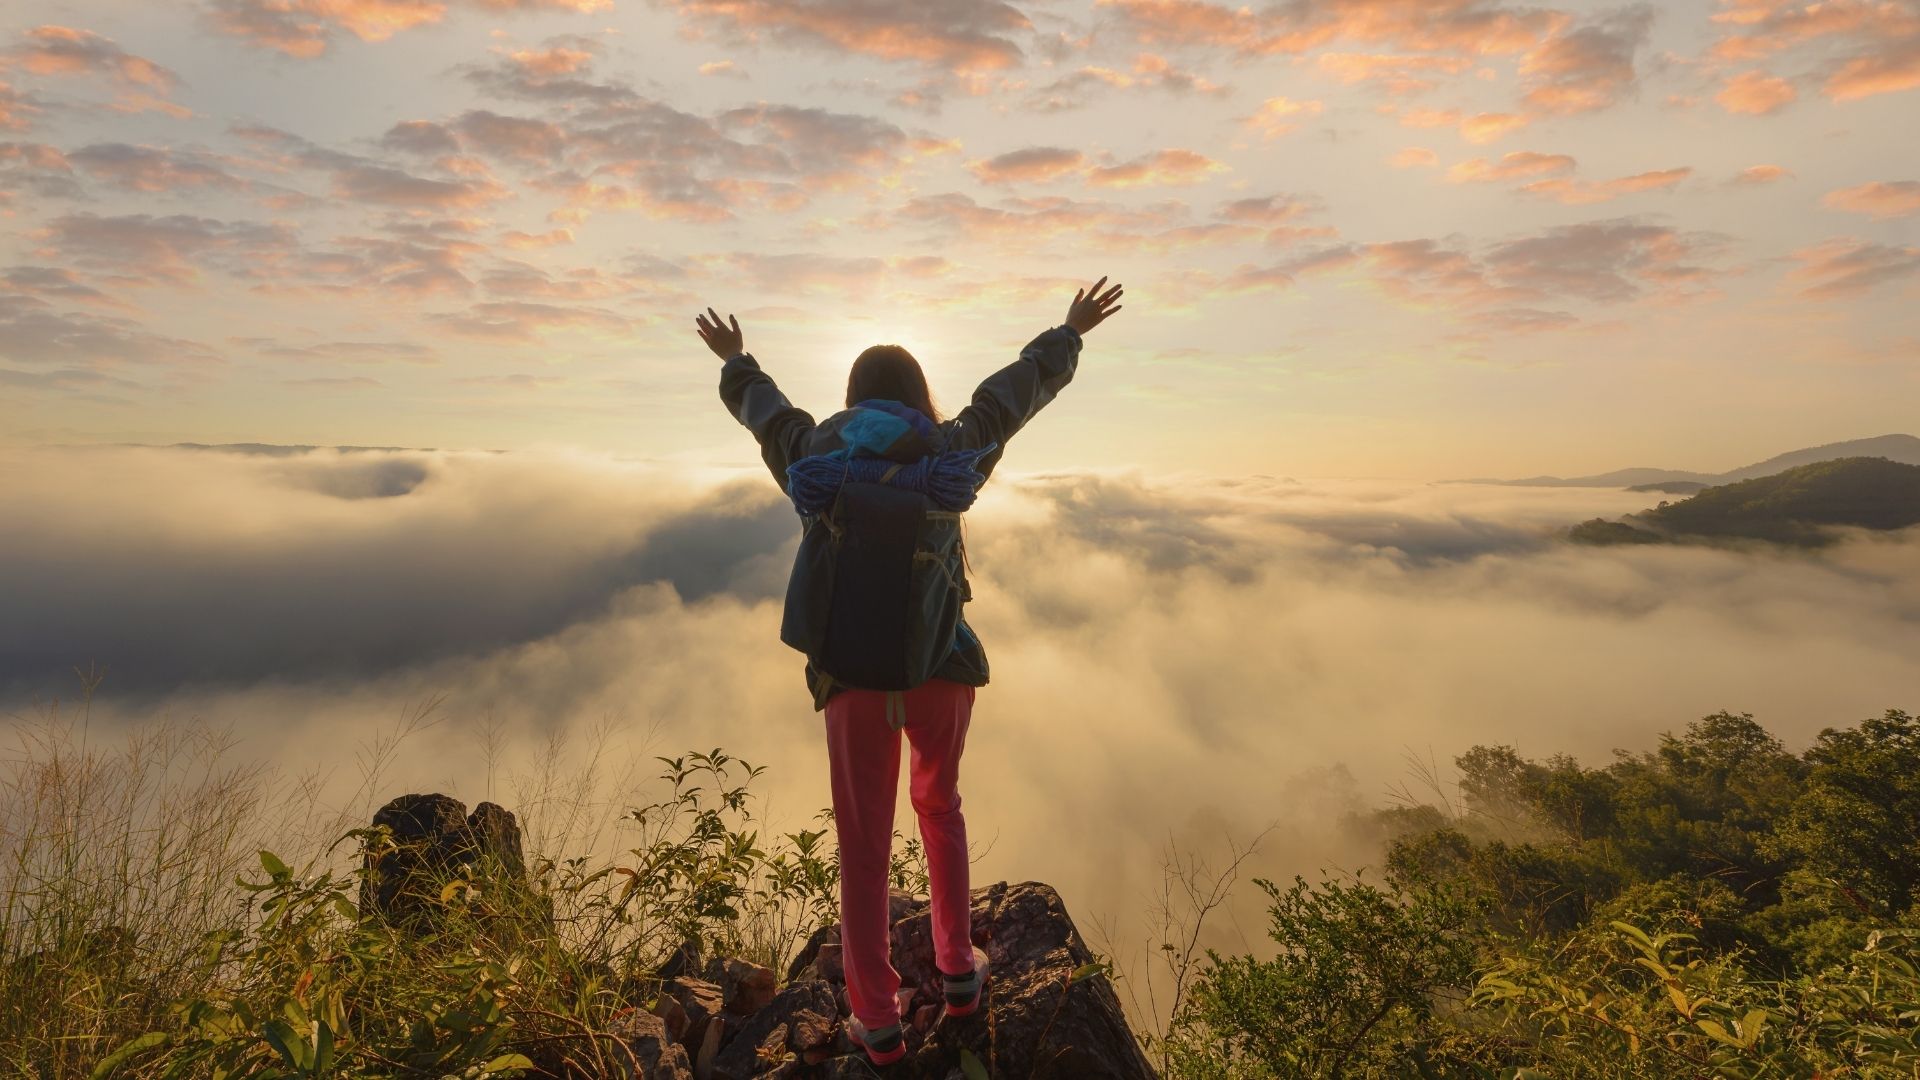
left=1163, top=875, right=1480, bottom=1077
left=1165, top=706, right=1920, bottom=1077
left=1769, top=710, right=1920, bottom=917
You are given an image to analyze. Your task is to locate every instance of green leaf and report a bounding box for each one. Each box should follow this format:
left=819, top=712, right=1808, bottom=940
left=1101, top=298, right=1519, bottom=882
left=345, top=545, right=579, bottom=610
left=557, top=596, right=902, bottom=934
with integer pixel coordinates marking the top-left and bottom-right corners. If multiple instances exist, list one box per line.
left=260, top=850, right=291, bottom=878
left=1068, top=962, right=1106, bottom=985
left=1741, top=1008, right=1769, bottom=1046
left=313, top=1019, right=334, bottom=1076
left=1696, top=1019, right=1740, bottom=1046
left=482, top=1054, right=535, bottom=1076
left=959, top=1048, right=990, bottom=1080
left=262, top=1018, right=310, bottom=1070
left=90, top=1032, right=169, bottom=1079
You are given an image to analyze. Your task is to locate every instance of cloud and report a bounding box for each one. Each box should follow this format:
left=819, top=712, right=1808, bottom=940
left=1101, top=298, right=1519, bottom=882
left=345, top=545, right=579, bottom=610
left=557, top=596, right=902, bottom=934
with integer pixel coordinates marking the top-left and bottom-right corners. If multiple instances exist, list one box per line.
left=0, top=294, right=221, bottom=373
left=1709, top=0, right=1920, bottom=102
left=236, top=337, right=437, bottom=364
left=1214, top=193, right=1316, bottom=225
left=205, top=0, right=612, bottom=57
left=1094, top=0, right=1558, bottom=60
left=653, top=0, right=1033, bottom=72
left=1790, top=238, right=1920, bottom=298
left=7, top=25, right=189, bottom=117
left=6, top=446, right=1919, bottom=994
left=886, top=191, right=1188, bottom=243
left=67, top=143, right=250, bottom=193
left=0, top=140, right=80, bottom=200
left=1240, top=96, right=1324, bottom=139
left=0, top=79, right=41, bottom=132
left=1519, top=6, right=1653, bottom=114
left=698, top=59, right=747, bottom=78
left=1716, top=69, right=1797, bottom=114
left=1821, top=181, right=1920, bottom=220
left=1024, top=53, right=1228, bottom=112
left=1518, top=166, right=1692, bottom=205
left=967, top=147, right=1087, bottom=185
left=1390, top=146, right=1439, bottom=168
left=1446, top=150, right=1576, bottom=183
left=1480, top=219, right=1719, bottom=302
left=1315, top=52, right=1475, bottom=95
left=1085, top=149, right=1227, bottom=188
left=1731, top=163, right=1790, bottom=186
left=39, top=212, right=296, bottom=285
left=1458, top=111, right=1529, bottom=143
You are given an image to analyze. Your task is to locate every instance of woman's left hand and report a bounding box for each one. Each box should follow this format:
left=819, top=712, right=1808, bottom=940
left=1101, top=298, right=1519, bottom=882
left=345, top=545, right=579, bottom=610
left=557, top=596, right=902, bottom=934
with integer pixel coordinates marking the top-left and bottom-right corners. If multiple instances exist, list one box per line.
left=695, top=307, right=744, bottom=360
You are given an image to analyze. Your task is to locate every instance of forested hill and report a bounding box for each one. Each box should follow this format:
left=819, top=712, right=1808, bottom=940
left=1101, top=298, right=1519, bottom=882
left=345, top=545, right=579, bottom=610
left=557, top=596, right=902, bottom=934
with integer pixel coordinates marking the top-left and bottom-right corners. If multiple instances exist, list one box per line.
left=1568, top=456, right=1920, bottom=546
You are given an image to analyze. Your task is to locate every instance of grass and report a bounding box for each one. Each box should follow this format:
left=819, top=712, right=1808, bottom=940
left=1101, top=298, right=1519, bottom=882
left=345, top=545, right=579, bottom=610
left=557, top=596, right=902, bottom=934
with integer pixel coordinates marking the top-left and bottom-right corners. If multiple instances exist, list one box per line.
left=0, top=670, right=933, bottom=1078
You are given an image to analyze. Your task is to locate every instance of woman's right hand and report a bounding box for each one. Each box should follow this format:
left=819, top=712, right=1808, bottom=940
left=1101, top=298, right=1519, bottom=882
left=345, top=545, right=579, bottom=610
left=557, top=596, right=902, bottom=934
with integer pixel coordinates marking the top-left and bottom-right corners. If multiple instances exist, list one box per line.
left=1065, top=276, right=1124, bottom=335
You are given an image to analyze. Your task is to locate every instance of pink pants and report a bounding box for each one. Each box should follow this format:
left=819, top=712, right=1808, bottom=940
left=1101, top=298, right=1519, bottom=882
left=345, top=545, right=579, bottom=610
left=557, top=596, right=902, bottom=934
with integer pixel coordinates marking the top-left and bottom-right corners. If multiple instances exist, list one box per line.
left=824, top=676, right=976, bottom=1030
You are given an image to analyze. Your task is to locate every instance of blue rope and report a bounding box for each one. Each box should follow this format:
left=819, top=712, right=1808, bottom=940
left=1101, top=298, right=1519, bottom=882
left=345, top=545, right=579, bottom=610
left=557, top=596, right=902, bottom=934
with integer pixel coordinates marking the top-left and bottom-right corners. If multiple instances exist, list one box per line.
left=786, top=442, right=998, bottom=516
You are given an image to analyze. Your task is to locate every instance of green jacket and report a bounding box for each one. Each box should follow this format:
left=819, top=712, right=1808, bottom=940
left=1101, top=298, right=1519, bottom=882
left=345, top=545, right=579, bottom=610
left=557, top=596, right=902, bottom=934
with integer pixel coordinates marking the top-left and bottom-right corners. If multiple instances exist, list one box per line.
left=718, top=323, right=1084, bottom=708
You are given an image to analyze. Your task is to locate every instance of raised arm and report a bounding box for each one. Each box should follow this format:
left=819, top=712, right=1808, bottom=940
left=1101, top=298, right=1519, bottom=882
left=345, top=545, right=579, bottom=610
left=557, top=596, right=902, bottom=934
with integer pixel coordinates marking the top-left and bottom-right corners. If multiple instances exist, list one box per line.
left=701, top=306, right=817, bottom=493
left=947, top=275, right=1123, bottom=480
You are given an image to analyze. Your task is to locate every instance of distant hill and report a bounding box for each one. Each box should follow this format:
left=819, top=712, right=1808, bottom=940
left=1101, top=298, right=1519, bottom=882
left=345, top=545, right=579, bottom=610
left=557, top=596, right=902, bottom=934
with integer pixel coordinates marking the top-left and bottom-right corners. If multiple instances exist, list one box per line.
left=1627, top=480, right=1708, bottom=495
left=1568, top=456, right=1920, bottom=546
left=1477, top=434, right=1920, bottom=489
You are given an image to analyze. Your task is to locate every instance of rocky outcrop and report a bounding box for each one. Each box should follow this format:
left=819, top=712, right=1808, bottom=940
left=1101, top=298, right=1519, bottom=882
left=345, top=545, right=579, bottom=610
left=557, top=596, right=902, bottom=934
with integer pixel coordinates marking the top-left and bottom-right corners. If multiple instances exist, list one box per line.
left=750, top=880, right=1154, bottom=1079
left=358, top=793, right=550, bottom=934
left=356, top=797, right=1151, bottom=1079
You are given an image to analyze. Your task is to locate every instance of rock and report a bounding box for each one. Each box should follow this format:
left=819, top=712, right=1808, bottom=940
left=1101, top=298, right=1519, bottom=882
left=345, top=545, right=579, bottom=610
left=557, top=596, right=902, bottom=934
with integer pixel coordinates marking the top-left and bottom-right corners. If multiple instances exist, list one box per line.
left=652, top=994, right=690, bottom=1044
left=657, top=937, right=704, bottom=982
left=784, top=924, right=838, bottom=983
left=703, top=956, right=779, bottom=1017
left=605, top=1006, right=697, bottom=1080
left=357, top=793, right=549, bottom=934
left=709, top=981, right=839, bottom=1080
left=797, top=880, right=1155, bottom=1080
left=664, top=977, right=728, bottom=1062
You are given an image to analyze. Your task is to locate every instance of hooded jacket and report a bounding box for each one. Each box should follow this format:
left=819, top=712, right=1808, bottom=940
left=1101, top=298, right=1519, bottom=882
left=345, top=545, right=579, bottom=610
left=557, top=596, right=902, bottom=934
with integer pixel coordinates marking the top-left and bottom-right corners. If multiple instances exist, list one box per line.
left=719, top=323, right=1083, bottom=708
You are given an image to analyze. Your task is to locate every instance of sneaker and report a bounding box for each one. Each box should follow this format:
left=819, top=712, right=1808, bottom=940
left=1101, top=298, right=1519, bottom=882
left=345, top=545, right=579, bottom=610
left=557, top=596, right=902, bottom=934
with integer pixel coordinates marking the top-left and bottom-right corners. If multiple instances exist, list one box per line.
left=846, top=1016, right=907, bottom=1066
left=941, top=946, right=990, bottom=1017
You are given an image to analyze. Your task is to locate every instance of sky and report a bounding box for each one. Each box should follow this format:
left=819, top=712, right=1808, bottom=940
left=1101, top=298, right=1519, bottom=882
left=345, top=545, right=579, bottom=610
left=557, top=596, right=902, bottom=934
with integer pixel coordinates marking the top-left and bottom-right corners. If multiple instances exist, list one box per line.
left=1, top=0, right=1916, bottom=478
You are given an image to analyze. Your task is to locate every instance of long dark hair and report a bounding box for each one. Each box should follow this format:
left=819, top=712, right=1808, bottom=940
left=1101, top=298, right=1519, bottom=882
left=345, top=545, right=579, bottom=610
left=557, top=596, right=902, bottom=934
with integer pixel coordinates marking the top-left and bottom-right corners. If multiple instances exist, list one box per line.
left=847, top=344, right=941, bottom=422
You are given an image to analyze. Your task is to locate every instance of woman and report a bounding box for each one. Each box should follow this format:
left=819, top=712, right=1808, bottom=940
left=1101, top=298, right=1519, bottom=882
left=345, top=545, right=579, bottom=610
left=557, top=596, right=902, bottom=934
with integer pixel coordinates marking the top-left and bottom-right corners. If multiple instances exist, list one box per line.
left=695, top=276, right=1124, bottom=1065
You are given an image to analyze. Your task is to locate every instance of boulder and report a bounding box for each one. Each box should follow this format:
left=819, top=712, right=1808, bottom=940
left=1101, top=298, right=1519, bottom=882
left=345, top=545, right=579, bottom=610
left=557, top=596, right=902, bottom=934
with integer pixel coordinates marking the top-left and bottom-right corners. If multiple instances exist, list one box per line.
left=357, top=793, right=550, bottom=933
left=735, top=880, right=1155, bottom=1079
left=709, top=981, right=840, bottom=1080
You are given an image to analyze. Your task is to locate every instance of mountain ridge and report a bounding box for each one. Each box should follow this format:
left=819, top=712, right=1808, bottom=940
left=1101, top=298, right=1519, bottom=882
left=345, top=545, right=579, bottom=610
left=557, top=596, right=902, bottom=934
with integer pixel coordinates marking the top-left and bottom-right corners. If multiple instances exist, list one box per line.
left=1464, top=434, right=1920, bottom=488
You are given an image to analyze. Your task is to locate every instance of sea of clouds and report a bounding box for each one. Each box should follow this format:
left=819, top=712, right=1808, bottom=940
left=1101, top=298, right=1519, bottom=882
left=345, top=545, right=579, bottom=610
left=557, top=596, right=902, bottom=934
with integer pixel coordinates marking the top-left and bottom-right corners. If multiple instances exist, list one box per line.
left=4, top=443, right=1918, bottom=1007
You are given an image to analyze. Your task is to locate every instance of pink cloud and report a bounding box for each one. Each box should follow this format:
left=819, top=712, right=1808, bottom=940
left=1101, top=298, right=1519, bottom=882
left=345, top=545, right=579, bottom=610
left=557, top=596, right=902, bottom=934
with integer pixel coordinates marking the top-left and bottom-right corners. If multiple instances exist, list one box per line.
left=206, top=0, right=611, bottom=57
left=1519, top=8, right=1652, bottom=115
left=1731, top=163, right=1790, bottom=186
left=1790, top=237, right=1920, bottom=297
left=1716, top=69, right=1797, bottom=114
left=654, top=0, right=1031, bottom=73
left=1241, top=96, right=1324, bottom=139
left=1822, top=181, right=1920, bottom=220
left=1086, top=149, right=1227, bottom=188
left=968, top=147, right=1087, bottom=185
left=1517, top=167, right=1692, bottom=205
left=8, top=26, right=190, bottom=118
left=1447, top=151, right=1576, bottom=183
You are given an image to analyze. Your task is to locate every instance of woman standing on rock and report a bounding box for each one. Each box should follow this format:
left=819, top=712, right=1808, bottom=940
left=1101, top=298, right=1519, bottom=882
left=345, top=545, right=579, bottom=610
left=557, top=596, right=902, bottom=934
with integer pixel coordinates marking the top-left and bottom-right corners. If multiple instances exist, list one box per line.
left=698, top=276, right=1125, bottom=1066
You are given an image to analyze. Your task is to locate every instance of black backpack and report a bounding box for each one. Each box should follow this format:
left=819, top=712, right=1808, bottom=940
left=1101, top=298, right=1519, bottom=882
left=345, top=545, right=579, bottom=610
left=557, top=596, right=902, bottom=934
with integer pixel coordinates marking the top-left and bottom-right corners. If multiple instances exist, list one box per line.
left=779, top=461, right=971, bottom=701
